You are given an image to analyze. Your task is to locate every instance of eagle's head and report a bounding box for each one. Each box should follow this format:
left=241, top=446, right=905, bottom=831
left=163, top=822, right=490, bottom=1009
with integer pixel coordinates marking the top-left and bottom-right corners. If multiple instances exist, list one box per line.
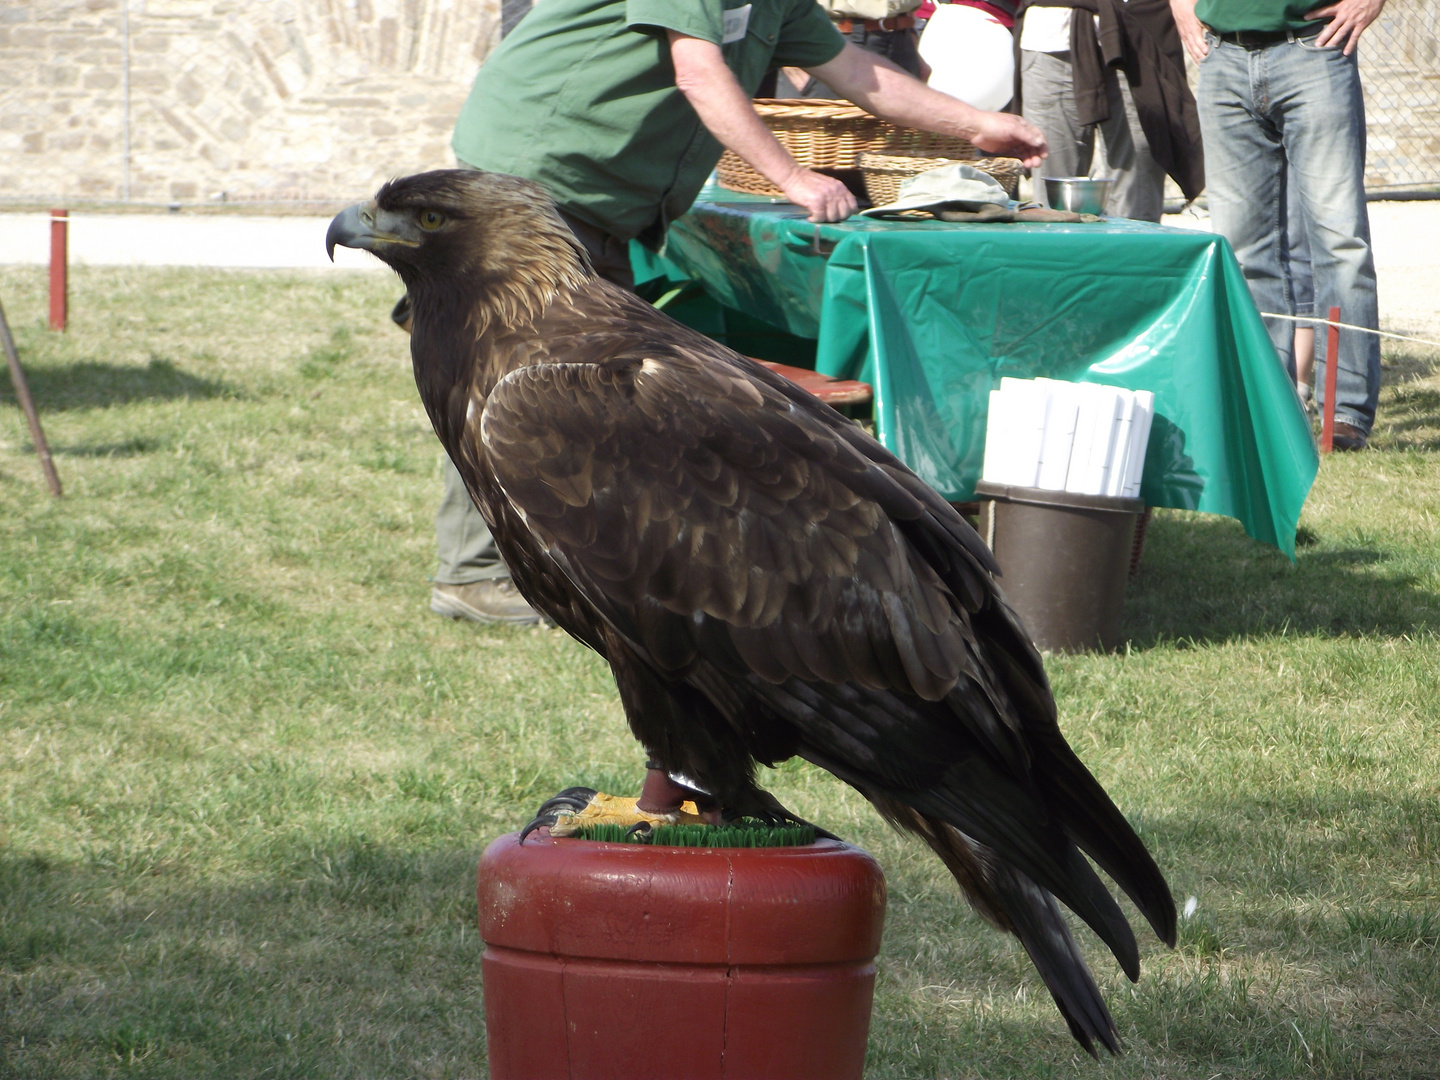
left=326, top=169, right=593, bottom=323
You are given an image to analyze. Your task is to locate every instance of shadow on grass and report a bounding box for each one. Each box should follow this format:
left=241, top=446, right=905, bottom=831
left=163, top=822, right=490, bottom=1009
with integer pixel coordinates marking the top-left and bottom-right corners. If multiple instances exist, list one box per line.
left=5, top=838, right=1426, bottom=1080
left=0, top=357, right=234, bottom=412
left=1378, top=384, right=1440, bottom=451
left=0, top=840, right=486, bottom=1077
left=1381, top=348, right=1440, bottom=387
left=1121, top=512, right=1437, bottom=647
left=52, top=435, right=173, bottom=458
left=1374, top=348, right=1440, bottom=452
left=1147, top=785, right=1440, bottom=884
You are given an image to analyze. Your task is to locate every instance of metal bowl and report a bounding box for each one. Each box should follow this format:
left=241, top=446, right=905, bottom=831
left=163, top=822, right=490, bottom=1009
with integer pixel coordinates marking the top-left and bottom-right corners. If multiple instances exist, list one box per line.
left=1041, top=176, right=1113, bottom=216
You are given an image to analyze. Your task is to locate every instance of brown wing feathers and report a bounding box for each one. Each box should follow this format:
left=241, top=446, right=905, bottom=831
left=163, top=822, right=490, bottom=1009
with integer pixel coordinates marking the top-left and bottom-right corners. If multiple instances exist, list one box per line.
left=362, top=170, right=1174, bottom=1055
left=480, top=285, right=1173, bottom=1052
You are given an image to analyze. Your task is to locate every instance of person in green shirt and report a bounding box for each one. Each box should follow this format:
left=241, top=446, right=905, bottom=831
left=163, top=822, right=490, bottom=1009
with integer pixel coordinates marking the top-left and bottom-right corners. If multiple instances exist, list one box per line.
left=430, top=0, right=1049, bottom=625
left=1170, top=0, right=1384, bottom=453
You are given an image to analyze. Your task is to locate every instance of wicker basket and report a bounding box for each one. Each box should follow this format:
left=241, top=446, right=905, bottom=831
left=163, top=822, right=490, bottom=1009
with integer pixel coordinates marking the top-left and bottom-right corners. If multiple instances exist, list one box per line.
left=715, top=99, right=979, bottom=197
left=857, top=152, right=1023, bottom=205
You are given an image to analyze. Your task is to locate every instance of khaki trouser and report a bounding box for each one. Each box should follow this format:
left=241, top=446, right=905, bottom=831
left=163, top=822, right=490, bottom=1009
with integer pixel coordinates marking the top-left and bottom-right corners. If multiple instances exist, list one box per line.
left=1020, top=48, right=1165, bottom=223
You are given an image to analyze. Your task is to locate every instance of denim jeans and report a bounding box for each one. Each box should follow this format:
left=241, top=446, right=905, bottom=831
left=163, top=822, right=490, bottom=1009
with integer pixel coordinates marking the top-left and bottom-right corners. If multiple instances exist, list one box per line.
left=1196, top=31, right=1380, bottom=432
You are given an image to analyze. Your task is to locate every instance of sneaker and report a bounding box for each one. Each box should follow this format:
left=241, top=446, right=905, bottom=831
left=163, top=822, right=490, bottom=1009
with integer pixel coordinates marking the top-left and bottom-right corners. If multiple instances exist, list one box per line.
left=430, top=579, right=541, bottom=625
left=1330, top=421, right=1368, bottom=452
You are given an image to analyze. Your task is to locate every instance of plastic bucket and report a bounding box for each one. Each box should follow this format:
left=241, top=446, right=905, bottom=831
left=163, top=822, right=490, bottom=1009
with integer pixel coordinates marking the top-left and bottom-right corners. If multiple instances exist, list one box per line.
left=477, top=832, right=886, bottom=1080
left=974, top=480, right=1144, bottom=653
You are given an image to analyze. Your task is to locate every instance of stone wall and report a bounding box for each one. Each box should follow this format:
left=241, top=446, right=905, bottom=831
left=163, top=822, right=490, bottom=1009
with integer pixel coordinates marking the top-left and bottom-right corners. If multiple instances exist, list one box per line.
left=4, top=0, right=1437, bottom=205
left=1, top=0, right=505, bottom=205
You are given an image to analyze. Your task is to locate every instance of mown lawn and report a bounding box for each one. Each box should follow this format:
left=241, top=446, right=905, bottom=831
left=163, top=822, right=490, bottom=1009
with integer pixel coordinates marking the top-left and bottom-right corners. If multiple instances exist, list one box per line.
left=2, top=265, right=1438, bottom=1079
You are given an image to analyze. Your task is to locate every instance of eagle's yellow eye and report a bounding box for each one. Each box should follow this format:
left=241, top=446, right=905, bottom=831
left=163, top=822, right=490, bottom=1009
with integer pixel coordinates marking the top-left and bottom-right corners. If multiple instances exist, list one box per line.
left=419, top=210, right=445, bottom=231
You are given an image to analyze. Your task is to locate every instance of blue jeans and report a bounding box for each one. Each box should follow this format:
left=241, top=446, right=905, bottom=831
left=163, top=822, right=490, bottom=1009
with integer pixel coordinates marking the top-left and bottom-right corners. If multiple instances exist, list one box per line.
left=1196, top=30, right=1381, bottom=433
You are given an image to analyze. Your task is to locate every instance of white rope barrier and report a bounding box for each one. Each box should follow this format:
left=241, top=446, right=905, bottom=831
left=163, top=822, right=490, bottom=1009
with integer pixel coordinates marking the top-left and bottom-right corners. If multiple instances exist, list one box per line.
left=1259, top=311, right=1440, bottom=351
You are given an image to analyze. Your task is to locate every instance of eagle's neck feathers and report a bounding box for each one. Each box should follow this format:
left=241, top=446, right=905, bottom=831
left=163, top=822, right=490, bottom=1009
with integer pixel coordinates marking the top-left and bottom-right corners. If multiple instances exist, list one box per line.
left=410, top=257, right=589, bottom=457
left=379, top=175, right=604, bottom=461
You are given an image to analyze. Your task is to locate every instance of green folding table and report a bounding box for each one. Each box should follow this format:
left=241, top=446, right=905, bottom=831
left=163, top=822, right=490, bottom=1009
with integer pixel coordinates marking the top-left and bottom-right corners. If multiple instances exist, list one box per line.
left=632, top=187, right=1318, bottom=556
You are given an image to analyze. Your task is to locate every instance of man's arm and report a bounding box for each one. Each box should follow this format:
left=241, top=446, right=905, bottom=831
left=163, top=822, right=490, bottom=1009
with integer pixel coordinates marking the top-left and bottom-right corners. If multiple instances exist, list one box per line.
left=669, top=32, right=856, bottom=222
left=1305, top=0, right=1385, bottom=54
left=1170, top=0, right=1209, bottom=64
left=805, top=44, right=1047, bottom=169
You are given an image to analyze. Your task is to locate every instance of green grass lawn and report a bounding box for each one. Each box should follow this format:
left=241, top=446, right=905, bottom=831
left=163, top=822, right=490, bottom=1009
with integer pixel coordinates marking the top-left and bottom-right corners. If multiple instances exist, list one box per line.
left=2, top=265, right=1438, bottom=1079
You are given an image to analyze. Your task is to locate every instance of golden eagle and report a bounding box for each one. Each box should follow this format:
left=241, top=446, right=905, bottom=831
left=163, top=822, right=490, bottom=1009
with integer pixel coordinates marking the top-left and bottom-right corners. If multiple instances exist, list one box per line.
left=327, top=170, right=1175, bottom=1054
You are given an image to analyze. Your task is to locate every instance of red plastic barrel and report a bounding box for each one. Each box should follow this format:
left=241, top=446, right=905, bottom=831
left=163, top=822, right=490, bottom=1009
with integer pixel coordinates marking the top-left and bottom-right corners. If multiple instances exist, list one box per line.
left=477, top=832, right=887, bottom=1080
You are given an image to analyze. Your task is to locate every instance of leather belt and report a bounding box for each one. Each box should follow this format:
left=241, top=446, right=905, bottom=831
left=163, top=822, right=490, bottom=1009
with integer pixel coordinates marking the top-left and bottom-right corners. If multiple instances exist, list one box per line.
left=1212, top=27, right=1310, bottom=48
left=834, top=14, right=917, bottom=33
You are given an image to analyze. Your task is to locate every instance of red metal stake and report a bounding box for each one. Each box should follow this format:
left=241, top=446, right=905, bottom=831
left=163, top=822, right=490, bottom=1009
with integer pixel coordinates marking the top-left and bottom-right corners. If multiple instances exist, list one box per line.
left=49, top=209, right=68, bottom=332
left=1319, top=305, right=1340, bottom=453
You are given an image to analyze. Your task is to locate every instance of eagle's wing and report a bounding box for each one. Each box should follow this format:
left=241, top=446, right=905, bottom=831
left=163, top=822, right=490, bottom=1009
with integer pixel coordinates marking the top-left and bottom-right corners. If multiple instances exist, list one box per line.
left=483, top=323, right=1160, bottom=909
left=481, top=338, right=990, bottom=699
left=333, top=169, right=1173, bottom=1056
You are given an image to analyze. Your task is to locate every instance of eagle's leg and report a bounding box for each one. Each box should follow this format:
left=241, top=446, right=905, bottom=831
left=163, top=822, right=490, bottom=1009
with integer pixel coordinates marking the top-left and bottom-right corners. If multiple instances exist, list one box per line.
left=517, top=765, right=720, bottom=842
left=638, top=762, right=722, bottom=819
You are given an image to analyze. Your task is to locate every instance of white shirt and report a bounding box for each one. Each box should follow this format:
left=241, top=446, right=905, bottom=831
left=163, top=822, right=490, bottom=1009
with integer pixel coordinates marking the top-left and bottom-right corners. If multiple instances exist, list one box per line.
left=1019, top=7, right=1074, bottom=53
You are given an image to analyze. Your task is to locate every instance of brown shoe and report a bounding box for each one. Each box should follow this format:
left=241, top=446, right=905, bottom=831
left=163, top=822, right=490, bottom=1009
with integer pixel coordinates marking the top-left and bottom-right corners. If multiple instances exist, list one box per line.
left=430, top=579, right=541, bottom=625
left=1331, top=421, right=1368, bottom=452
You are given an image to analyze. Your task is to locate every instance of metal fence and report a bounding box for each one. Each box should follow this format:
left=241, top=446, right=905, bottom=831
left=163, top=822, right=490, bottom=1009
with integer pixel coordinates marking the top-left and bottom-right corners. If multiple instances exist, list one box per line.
left=1360, top=0, right=1440, bottom=190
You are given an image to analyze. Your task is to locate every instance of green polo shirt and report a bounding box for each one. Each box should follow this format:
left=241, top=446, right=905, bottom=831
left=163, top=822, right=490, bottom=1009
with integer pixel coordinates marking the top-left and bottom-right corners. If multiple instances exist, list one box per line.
left=1194, top=0, right=1325, bottom=34
left=452, top=0, right=845, bottom=243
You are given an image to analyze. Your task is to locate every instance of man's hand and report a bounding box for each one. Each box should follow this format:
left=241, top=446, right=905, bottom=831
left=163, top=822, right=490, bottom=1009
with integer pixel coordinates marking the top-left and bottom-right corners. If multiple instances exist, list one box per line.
left=1306, top=0, right=1386, bottom=54
left=808, top=43, right=1047, bottom=170
left=969, top=112, right=1047, bottom=170
left=779, top=168, right=859, bottom=222
left=669, top=32, right=857, bottom=222
left=1170, top=0, right=1209, bottom=63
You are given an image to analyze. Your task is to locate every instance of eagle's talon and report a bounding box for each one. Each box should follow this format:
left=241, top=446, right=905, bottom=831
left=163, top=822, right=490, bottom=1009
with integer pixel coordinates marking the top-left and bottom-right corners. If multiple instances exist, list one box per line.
left=625, top=821, right=653, bottom=839
left=518, top=786, right=601, bottom=842
left=533, top=786, right=600, bottom=818
left=517, top=809, right=567, bottom=843
left=520, top=787, right=711, bottom=839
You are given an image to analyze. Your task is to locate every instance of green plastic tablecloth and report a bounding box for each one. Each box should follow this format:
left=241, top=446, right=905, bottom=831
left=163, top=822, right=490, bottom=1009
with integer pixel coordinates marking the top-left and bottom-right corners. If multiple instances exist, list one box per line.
left=632, top=188, right=1318, bottom=557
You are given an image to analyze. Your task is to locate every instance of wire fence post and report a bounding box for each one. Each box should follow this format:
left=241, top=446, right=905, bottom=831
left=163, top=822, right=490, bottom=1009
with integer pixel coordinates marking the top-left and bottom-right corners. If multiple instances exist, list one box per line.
left=1320, top=306, right=1341, bottom=454
left=49, top=209, right=68, bottom=332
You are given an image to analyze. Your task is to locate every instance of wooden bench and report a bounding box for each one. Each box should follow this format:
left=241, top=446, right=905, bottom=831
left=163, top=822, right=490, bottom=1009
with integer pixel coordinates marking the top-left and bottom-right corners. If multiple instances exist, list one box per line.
left=755, top=360, right=873, bottom=408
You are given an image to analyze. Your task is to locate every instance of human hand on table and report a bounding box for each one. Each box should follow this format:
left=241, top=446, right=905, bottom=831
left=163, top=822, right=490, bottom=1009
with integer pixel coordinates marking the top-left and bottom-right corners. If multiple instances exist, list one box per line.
left=1305, top=0, right=1386, bottom=54
left=780, top=167, right=859, bottom=223
left=967, top=112, right=1047, bottom=170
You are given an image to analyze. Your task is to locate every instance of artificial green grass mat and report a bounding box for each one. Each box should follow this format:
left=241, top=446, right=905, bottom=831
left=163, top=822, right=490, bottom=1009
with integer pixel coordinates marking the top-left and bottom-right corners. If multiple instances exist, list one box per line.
left=2, top=265, right=1439, bottom=1078
left=572, top=821, right=817, bottom=847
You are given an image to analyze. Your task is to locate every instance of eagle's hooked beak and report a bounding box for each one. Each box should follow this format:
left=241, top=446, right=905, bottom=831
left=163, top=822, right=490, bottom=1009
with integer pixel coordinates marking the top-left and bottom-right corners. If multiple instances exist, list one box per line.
left=326, top=203, right=369, bottom=261
left=326, top=201, right=421, bottom=261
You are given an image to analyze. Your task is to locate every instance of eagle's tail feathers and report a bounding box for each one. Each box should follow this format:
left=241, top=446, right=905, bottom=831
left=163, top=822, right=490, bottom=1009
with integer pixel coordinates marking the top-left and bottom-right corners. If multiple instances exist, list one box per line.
left=896, top=807, right=1121, bottom=1056
left=913, top=773, right=1142, bottom=980
left=988, top=857, right=1122, bottom=1057
left=1032, top=733, right=1179, bottom=948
